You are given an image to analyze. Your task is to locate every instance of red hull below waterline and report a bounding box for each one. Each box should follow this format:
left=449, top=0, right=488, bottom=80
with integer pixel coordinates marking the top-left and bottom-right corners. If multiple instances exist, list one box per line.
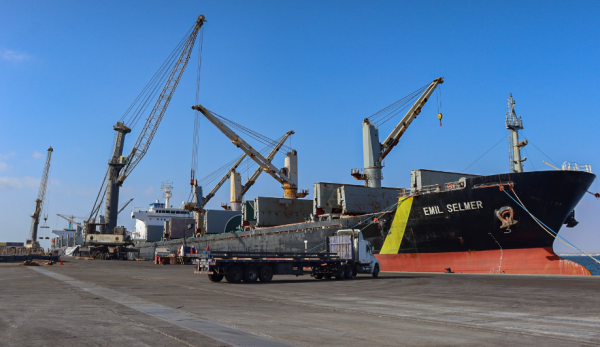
left=377, top=247, right=591, bottom=275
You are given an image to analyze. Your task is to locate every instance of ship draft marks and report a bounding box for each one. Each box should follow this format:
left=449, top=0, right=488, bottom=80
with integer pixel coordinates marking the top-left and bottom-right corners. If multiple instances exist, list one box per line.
left=422, top=200, right=483, bottom=216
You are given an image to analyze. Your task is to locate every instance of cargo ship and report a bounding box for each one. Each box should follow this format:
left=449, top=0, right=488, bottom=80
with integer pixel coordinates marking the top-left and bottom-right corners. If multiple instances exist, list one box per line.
left=134, top=92, right=596, bottom=275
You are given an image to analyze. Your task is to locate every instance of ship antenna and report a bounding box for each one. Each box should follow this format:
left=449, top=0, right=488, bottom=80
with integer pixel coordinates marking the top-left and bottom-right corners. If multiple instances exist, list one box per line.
left=506, top=94, right=528, bottom=173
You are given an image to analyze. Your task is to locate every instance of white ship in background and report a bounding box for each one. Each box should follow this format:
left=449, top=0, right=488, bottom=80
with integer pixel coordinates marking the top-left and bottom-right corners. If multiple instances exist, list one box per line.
left=130, top=182, right=192, bottom=241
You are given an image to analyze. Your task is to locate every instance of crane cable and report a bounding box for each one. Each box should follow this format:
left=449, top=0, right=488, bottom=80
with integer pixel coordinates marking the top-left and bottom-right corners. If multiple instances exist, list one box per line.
left=368, top=83, right=430, bottom=126
left=198, top=136, right=288, bottom=187
left=41, top=161, right=52, bottom=234
left=461, top=136, right=506, bottom=172
left=88, top=169, right=109, bottom=223
left=190, top=24, right=204, bottom=188
left=119, top=24, right=195, bottom=129
left=209, top=110, right=293, bottom=152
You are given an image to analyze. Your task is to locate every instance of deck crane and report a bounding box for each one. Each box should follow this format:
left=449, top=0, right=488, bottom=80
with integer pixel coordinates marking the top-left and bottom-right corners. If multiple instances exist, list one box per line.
left=192, top=104, right=308, bottom=199
left=195, top=153, right=247, bottom=211
left=351, top=77, right=444, bottom=188
left=26, top=146, right=53, bottom=251
left=187, top=131, right=294, bottom=215
left=214, top=131, right=294, bottom=211
left=230, top=131, right=295, bottom=210
left=84, top=15, right=206, bottom=259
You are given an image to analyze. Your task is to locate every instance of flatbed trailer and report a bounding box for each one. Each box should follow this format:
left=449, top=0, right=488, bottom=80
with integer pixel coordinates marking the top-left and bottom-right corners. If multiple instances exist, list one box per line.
left=195, top=251, right=352, bottom=283
left=194, top=229, right=381, bottom=283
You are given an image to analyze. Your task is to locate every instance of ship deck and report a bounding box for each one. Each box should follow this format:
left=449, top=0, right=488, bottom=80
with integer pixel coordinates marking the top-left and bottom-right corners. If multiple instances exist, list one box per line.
left=1, top=258, right=599, bottom=346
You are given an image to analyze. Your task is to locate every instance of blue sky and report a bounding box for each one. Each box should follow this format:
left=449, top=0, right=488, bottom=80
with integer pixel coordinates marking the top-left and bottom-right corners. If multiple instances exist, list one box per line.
left=0, top=1, right=598, bottom=252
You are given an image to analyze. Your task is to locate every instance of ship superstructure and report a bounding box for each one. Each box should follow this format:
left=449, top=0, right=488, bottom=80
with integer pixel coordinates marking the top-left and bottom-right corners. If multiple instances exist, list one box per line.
left=131, top=182, right=192, bottom=241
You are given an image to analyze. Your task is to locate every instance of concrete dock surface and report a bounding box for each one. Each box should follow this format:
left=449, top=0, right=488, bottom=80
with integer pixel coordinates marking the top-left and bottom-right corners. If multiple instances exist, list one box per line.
left=1, top=258, right=599, bottom=347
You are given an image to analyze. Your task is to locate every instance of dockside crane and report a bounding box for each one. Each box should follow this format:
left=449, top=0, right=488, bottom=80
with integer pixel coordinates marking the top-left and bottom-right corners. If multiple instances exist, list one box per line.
left=192, top=104, right=308, bottom=199
left=118, top=198, right=135, bottom=215
left=84, top=15, right=206, bottom=258
left=26, top=146, right=53, bottom=250
left=352, top=77, right=444, bottom=188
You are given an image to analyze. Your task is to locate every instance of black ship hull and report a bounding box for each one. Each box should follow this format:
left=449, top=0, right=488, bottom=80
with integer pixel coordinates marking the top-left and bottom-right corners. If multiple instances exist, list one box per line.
left=136, top=170, right=595, bottom=275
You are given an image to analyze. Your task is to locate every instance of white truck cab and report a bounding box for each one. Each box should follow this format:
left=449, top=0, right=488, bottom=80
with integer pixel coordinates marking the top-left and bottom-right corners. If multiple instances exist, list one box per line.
left=336, top=229, right=380, bottom=277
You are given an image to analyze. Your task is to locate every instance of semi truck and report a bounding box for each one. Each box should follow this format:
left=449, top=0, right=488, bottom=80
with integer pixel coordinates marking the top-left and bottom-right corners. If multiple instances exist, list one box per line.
left=194, top=229, right=380, bottom=283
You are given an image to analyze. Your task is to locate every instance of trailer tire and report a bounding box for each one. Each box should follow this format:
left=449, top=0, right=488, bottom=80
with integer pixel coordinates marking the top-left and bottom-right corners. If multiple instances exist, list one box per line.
left=226, top=266, right=243, bottom=283
left=258, top=266, right=273, bottom=282
left=315, top=273, right=324, bottom=280
left=243, top=266, right=259, bottom=283
left=324, top=274, right=332, bottom=279
left=335, top=265, right=345, bottom=280
left=372, top=264, right=380, bottom=278
left=208, top=273, right=224, bottom=282
left=344, top=265, right=353, bottom=279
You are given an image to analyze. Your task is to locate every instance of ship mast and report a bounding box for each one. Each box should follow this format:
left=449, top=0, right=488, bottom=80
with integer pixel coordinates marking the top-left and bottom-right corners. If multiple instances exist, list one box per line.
left=506, top=94, right=528, bottom=173
left=161, top=181, right=173, bottom=208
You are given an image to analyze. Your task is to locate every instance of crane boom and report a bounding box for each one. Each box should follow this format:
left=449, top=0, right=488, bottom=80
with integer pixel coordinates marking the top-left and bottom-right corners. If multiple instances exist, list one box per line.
left=192, top=104, right=302, bottom=198
left=118, top=198, right=134, bottom=214
left=378, top=77, right=443, bottom=163
left=27, top=146, right=53, bottom=248
left=355, top=77, right=444, bottom=188
left=238, top=130, right=294, bottom=198
left=119, top=15, right=206, bottom=183
left=57, top=214, right=83, bottom=228
left=201, top=154, right=248, bottom=207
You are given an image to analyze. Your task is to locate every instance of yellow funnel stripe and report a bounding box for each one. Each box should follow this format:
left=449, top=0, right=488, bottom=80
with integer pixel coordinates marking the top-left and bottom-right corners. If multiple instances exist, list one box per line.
left=380, top=197, right=413, bottom=254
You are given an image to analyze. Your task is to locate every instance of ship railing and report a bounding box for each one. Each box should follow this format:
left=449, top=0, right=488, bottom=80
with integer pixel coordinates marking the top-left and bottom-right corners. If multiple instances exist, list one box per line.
left=562, top=162, right=592, bottom=173
left=400, top=184, right=442, bottom=197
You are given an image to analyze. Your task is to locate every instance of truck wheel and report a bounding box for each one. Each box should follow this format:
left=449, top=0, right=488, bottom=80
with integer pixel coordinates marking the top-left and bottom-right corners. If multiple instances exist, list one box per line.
left=344, top=265, right=353, bottom=279
left=226, top=266, right=243, bottom=283
left=352, top=265, right=358, bottom=278
left=372, top=264, right=380, bottom=278
left=324, top=274, right=332, bottom=279
left=243, top=266, right=259, bottom=283
left=334, top=265, right=345, bottom=280
left=208, top=273, right=224, bottom=282
left=315, top=273, right=324, bottom=280
left=258, top=266, right=273, bottom=283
